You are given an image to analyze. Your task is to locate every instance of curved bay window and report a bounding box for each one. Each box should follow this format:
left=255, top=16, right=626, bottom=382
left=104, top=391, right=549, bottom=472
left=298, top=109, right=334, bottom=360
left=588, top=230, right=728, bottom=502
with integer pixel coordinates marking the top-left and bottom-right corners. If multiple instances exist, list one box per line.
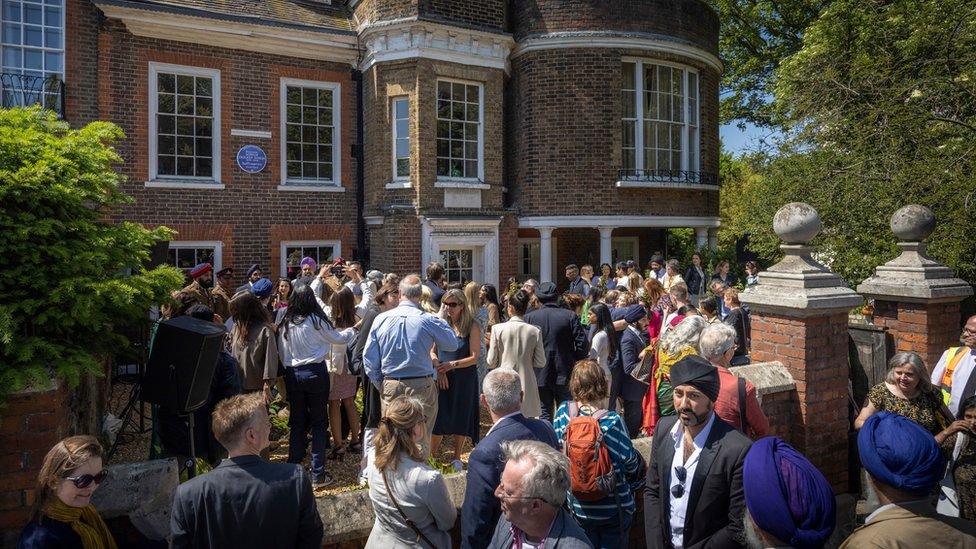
left=621, top=60, right=700, bottom=181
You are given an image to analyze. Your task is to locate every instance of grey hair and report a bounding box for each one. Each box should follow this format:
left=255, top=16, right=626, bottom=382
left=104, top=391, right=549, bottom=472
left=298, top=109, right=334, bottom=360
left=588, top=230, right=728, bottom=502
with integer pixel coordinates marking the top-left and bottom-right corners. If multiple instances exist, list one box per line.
left=482, top=369, right=522, bottom=413
left=699, top=323, right=737, bottom=360
left=741, top=511, right=767, bottom=549
left=659, top=315, right=708, bottom=356
left=500, top=440, right=570, bottom=506
left=710, top=279, right=728, bottom=291
left=399, top=274, right=423, bottom=300
left=523, top=279, right=538, bottom=289
left=886, top=351, right=933, bottom=393
left=666, top=259, right=680, bottom=271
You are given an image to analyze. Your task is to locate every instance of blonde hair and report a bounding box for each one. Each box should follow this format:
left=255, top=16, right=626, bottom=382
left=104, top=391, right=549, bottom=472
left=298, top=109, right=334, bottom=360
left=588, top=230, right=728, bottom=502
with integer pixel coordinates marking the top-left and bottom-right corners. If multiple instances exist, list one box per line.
left=211, top=393, right=266, bottom=449
left=569, top=359, right=609, bottom=407
left=464, top=281, right=481, bottom=320
left=725, top=287, right=741, bottom=306
left=442, top=288, right=474, bottom=336
left=627, top=272, right=642, bottom=292
left=419, top=284, right=437, bottom=313
left=580, top=264, right=594, bottom=279
left=374, top=396, right=426, bottom=472
left=31, top=436, right=103, bottom=521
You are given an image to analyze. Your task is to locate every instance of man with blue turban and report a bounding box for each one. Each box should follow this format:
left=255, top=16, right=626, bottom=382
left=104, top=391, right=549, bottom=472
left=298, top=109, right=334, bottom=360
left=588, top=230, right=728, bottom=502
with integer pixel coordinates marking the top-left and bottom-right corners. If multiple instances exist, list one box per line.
left=743, top=437, right=835, bottom=548
left=841, top=412, right=976, bottom=548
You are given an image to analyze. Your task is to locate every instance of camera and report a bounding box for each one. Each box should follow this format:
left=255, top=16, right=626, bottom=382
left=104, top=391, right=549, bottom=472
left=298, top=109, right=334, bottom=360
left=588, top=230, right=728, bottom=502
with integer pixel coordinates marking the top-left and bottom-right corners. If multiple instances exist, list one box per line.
left=329, top=260, right=346, bottom=278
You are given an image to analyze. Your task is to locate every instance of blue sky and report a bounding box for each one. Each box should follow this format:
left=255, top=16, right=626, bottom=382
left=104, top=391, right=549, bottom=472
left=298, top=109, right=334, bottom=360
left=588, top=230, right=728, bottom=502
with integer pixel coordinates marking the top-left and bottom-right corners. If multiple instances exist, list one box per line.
left=720, top=121, right=767, bottom=156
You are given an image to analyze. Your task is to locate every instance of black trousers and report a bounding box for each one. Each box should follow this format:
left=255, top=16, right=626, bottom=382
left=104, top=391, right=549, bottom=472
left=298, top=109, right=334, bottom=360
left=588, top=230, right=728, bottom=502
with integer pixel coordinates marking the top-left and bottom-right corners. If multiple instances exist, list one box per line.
left=538, top=383, right=572, bottom=423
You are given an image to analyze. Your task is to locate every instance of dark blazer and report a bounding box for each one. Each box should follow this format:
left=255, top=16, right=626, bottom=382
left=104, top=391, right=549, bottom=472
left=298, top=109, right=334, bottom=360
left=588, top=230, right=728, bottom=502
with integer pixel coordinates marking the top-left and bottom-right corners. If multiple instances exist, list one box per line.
left=618, top=327, right=650, bottom=402
left=460, top=413, right=559, bottom=549
left=170, top=455, right=323, bottom=549
left=424, top=279, right=445, bottom=307
left=525, top=303, right=589, bottom=386
left=353, top=307, right=383, bottom=429
left=644, top=415, right=751, bottom=549
left=488, top=508, right=593, bottom=549
left=567, top=276, right=590, bottom=296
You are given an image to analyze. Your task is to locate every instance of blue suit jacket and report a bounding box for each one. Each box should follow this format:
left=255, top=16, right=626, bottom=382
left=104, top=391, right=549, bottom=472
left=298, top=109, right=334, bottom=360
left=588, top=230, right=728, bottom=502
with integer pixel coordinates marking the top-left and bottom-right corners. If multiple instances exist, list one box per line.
left=460, top=413, right=559, bottom=549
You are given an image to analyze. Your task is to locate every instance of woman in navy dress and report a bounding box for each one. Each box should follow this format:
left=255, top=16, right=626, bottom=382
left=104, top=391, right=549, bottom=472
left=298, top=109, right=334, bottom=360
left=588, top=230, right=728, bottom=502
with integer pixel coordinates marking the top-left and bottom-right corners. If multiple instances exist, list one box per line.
left=430, top=288, right=482, bottom=470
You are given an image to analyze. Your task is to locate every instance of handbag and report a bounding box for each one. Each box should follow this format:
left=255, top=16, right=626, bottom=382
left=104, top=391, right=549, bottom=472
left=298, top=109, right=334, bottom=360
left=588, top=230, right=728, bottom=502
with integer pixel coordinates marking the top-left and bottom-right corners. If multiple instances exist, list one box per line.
left=938, top=432, right=968, bottom=517
left=382, top=470, right=437, bottom=549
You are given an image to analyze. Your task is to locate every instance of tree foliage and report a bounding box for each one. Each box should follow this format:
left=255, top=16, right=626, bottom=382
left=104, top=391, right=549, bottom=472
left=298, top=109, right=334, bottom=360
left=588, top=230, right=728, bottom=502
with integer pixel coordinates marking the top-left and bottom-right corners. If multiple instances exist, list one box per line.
left=0, top=108, right=183, bottom=401
left=721, top=0, right=976, bottom=287
left=708, top=0, right=830, bottom=126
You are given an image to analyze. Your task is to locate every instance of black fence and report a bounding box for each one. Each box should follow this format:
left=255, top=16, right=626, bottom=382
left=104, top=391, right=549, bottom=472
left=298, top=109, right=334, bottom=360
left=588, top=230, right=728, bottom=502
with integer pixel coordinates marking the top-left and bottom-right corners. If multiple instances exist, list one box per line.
left=1, top=73, right=65, bottom=118
left=617, top=169, right=719, bottom=187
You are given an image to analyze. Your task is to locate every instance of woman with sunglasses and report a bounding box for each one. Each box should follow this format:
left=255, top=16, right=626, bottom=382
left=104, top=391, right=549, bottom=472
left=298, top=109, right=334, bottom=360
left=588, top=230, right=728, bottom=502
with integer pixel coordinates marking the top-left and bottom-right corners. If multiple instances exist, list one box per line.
left=430, top=289, right=482, bottom=469
left=19, top=436, right=116, bottom=549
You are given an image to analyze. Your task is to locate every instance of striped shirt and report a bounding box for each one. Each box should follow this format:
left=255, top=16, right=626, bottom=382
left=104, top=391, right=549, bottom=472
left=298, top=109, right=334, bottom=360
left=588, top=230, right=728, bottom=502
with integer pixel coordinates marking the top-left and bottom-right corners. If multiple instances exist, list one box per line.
left=552, top=401, right=642, bottom=522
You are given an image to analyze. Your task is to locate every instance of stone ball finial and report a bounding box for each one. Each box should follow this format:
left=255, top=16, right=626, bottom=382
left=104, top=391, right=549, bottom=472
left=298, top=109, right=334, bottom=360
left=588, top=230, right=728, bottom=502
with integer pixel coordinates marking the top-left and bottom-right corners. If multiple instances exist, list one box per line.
left=773, top=202, right=822, bottom=244
left=890, top=205, right=935, bottom=242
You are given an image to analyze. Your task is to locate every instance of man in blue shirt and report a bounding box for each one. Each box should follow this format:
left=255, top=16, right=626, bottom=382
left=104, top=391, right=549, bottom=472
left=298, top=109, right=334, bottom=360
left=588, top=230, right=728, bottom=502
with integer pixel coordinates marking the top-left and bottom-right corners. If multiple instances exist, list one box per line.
left=363, top=273, right=458, bottom=457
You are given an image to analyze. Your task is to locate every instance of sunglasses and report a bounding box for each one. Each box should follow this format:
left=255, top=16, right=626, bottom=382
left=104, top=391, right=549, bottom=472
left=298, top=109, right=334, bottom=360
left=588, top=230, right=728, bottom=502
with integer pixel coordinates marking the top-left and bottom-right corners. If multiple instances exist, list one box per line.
left=66, top=471, right=108, bottom=489
left=443, top=302, right=461, bottom=308
left=670, top=465, right=687, bottom=499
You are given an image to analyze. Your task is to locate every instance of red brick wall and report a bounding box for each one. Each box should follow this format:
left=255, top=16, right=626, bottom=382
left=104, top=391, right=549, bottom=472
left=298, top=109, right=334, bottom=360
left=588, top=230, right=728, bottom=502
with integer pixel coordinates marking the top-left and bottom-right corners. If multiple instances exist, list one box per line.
left=65, top=0, right=101, bottom=124
left=95, top=20, right=360, bottom=279
left=510, top=0, right=719, bottom=54
left=506, top=48, right=720, bottom=217
left=751, top=312, right=850, bottom=492
left=423, top=0, right=507, bottom=31
left=873, top=299, right=964, bottom=372
left=368, top=214, right=423, bottom=276
left=0, top=385, right=71, bottom=545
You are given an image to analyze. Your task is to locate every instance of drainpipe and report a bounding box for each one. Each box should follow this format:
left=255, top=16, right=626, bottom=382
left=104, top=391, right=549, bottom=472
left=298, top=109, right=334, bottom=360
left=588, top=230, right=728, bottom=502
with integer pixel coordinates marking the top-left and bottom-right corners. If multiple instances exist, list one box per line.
left=353, top=68, right=366, bottom=262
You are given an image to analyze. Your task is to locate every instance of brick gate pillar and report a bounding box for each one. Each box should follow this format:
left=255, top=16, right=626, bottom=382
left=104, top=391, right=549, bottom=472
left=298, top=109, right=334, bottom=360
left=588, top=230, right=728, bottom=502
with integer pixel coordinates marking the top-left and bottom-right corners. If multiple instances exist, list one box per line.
left=740, top=203, right=862, bottom=492
left=857, top=205, right=973, bottom=371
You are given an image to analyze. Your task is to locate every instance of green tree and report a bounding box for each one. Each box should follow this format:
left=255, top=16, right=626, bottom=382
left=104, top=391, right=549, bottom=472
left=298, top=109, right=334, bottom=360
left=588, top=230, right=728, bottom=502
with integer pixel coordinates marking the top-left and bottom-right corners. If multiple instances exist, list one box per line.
left=722, top=0, right=976, bottom=287
left=0, top=108, right=183, bottom=401
left=708, top=0, right=830, bottom=126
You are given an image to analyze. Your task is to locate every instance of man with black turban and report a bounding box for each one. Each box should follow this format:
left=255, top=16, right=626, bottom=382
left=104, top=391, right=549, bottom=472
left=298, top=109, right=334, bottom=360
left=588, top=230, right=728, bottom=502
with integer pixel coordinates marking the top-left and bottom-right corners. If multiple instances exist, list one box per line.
left=841, top=412, right=976, bottom=548
left=645, top=355, right=752, bottom=549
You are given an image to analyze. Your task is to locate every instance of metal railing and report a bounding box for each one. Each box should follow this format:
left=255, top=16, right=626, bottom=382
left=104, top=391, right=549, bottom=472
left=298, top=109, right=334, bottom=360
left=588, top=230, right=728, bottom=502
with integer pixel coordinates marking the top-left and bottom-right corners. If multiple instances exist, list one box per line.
left=1, top=73, right=65, bottom=118
left=617, top=169, right=720, bottom=187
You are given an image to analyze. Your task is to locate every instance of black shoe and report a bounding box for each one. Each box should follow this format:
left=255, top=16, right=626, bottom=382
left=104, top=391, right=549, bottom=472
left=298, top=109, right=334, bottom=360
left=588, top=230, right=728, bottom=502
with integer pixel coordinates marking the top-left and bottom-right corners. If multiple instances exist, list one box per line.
left=312, top=472, right=335, bottom=488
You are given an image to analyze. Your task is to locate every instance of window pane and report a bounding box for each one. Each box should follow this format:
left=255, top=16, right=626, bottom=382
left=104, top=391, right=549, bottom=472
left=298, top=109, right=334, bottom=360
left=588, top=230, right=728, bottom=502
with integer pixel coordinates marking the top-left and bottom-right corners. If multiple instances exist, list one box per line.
left=157, top=73, right=174, bottom=93
left=158, top=135, right=175, bottom=155
left=3, top=2, right=22, bottom=22
left=394, top=98, right=408, bottom=118
left=622, top=62, right=635, bottom=89
left=24, top=4, right=40, bottom=24
left=396, top=158, right=410, bottom=177
left=2, top=23, right=20, bottom=45
left=395, top=138, right=408, bottom=157
left=157, top=114, right=174, bottom=134
left=176, top=74, right=193, bottom=94
left=395, top=119, right=408, bottom=137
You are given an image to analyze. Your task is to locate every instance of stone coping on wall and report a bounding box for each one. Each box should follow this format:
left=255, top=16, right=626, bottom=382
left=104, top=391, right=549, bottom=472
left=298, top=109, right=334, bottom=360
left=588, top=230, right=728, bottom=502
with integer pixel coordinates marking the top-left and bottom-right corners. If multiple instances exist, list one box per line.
left=91, top=362, right=798, bottom=545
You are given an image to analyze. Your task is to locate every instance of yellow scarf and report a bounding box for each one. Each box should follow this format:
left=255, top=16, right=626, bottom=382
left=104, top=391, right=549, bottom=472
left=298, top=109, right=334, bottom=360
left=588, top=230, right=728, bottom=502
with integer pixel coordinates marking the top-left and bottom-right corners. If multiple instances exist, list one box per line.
left=45, top=499, right=117, bottom=549
left=655, top=346, right=698, bottom=382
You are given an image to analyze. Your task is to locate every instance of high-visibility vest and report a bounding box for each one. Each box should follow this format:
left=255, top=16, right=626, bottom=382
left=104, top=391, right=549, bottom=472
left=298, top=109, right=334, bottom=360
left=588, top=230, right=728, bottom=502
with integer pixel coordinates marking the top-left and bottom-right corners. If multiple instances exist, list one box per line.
left=941, top=346, right=971, bottom=405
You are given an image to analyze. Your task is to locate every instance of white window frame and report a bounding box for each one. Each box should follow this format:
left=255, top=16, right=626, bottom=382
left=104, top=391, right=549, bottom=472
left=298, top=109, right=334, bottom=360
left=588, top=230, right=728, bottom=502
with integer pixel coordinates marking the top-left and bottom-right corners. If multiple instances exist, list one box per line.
left=279, top=239, right=342, bottom=277
left=278, top=77, right=343, bottom=192
left=611, top=236, right=640, bottom=267
left=0, top=0, right=66, bottom=99
left=434, top=78, right=485, bottom=189
left=167, top=240, right=223, bottom=272
left=390, top=95, right=410, bottom=184
left=147, top=62, right=222, bottom=189
left=621, top=58, right=699, bottom=176
left=515, top=237, right=559, bottom=284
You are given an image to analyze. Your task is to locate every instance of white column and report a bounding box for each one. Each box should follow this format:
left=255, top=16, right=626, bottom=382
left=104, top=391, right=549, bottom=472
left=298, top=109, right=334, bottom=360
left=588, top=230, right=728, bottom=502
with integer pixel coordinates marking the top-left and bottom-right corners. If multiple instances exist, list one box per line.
left=599, top=227, right=614, bottom=267
left=539, top=227, right=554, bottom=284
left=695, top=227, right=708, bottom=250
left=708, top=228, right=718, bottom=252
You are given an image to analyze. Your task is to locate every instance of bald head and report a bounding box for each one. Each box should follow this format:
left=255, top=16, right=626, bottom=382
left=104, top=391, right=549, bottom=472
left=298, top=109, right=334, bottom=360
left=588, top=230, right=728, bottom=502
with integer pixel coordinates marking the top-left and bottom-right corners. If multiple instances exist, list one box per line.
left=963, top=315, right=976, bottom=348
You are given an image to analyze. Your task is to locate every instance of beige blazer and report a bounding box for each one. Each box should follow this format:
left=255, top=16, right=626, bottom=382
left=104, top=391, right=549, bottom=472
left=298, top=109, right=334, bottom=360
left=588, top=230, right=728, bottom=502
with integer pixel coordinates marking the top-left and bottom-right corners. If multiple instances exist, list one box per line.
left=486, top=316, right=544, bottom=418
left=840, top=500, right=976, bottom=549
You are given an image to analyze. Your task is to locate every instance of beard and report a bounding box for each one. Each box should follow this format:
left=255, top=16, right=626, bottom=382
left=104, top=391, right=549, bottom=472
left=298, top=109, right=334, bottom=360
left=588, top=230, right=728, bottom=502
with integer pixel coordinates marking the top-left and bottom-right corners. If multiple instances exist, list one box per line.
left=741, top=512, right=768, bottom=549
left=677, top=403, right=712, bottom=427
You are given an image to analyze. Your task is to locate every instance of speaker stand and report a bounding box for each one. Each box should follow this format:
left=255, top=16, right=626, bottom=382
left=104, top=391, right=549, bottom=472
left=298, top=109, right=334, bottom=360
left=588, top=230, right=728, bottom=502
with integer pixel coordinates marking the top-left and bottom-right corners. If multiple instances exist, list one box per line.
left=185, top=412, right=198, bottom=479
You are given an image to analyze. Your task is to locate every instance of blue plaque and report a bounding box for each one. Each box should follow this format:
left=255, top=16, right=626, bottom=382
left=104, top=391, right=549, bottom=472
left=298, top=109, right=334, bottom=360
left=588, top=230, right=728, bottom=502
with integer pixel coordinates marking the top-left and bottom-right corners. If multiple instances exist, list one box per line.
left=236, top=145, right=267, bottom=174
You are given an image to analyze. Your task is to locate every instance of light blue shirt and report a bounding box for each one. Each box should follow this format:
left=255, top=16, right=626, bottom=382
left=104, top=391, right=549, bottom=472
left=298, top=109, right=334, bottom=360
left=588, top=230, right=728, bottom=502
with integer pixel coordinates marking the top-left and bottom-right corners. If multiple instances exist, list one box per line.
left=363, top=301, right=459, bottom=388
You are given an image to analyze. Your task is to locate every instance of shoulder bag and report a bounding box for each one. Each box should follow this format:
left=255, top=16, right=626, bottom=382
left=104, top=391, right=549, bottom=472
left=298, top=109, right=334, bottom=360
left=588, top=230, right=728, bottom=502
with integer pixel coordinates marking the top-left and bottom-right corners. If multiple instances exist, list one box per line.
left=382, top=469, right=436, bottom=549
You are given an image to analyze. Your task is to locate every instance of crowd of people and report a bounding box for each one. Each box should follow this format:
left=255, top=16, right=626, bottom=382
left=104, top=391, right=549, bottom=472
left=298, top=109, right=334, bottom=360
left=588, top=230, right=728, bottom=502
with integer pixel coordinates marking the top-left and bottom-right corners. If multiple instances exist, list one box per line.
left=16, top=251, right=976, bottom=549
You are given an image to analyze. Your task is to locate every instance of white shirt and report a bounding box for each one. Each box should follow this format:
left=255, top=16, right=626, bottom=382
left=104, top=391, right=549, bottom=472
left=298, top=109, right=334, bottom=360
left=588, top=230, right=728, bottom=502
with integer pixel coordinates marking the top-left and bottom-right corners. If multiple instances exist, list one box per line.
left=589, top=331, right=611, bottom=375
left=930, top=347, right=976, bottom=415
left=669, top=413, right=717, bottom=549
left=276, top=316, right=355, bottom=367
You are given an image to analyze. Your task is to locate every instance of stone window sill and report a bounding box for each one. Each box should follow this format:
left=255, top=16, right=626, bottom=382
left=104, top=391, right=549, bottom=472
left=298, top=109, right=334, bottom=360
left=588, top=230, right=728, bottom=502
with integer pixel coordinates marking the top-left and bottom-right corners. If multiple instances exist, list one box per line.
left=434, top=179, right=489, bottom=190
left=385, top=180, right=412, bottom=189
left=144, top=179, right=224, bottom=190
left=277, top=184, right=346, bottom=193
left=614, top=180, right=719, bottom=191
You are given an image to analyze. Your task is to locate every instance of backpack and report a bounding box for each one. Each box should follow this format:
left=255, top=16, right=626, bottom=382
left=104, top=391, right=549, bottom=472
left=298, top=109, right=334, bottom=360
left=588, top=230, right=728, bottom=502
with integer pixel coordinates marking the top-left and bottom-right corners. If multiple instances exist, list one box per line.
left=564, top=402, right=616, bottom=501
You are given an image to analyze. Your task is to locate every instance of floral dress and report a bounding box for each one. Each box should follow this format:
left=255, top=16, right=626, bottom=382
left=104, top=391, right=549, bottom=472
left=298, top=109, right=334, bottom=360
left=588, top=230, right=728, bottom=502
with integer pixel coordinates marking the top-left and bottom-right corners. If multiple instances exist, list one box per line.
left=867, top=382, right=945, bottom=436
left=941, top=433, right=976, bottom=520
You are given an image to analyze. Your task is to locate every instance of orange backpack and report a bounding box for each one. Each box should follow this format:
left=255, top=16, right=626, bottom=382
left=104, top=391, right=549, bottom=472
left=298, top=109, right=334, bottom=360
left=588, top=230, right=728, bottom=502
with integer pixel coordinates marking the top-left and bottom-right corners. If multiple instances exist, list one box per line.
left=564, top=402, right=616, bottom=501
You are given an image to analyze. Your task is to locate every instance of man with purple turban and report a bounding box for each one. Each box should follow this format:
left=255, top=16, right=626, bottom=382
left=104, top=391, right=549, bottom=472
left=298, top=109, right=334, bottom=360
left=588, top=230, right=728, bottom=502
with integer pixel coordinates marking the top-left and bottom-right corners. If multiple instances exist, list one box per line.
left=841, top=412, right=976, bottom=548
left=742, top=437, right=835, bottom=548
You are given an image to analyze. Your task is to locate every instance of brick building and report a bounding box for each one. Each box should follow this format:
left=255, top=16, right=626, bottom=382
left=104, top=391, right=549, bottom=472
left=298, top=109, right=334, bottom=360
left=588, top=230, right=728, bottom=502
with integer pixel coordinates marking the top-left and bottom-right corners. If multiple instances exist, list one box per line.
left=7, top=0, right=720, bottom=288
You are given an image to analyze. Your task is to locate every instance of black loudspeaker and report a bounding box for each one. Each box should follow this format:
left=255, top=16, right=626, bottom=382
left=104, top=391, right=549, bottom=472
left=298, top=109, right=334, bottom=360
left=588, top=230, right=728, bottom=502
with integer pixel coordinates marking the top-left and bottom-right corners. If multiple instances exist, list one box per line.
left=146, top=240, right=170, bottom=270
left=142, top=316, right=225, bottom=413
